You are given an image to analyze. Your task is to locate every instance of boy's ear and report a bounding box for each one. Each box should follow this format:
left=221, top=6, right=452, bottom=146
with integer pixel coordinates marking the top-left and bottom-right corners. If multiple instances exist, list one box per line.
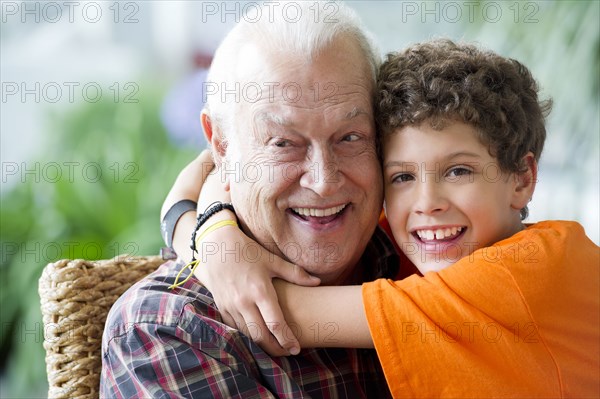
left=511, top=152, right=537, bottom=211
left=201, top=110, right=230, bottom=191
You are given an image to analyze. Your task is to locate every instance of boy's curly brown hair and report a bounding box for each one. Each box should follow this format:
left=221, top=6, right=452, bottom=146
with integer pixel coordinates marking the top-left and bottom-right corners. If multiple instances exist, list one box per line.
left=376, top=39, right=553, bottom=176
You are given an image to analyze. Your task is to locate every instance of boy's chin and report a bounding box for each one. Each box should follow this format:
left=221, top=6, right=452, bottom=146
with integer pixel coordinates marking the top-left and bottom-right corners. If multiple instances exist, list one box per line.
left=414, top=259, right=455, bottom=275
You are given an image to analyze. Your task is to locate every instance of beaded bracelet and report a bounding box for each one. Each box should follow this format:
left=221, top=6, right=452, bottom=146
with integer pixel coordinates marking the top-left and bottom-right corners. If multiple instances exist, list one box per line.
left=190, top=202, right=239, bottom=261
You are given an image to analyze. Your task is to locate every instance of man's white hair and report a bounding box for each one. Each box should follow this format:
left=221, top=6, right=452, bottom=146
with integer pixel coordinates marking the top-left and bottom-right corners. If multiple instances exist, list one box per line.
left=204, top=1, right=381, bottom=145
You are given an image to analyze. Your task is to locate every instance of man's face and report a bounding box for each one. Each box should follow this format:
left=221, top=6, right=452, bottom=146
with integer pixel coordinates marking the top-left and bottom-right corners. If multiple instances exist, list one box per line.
left=383, top=121, right=524, bottom=274
left=222, top=38, right=382, bottom=284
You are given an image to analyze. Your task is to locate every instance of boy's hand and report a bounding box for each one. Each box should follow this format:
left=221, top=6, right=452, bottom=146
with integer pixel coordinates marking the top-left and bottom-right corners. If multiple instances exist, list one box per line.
left=193, top=221, right=321, bottom=356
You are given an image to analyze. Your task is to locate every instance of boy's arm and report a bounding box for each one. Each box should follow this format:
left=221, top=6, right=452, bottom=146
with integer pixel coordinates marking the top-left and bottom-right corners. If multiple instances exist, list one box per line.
left=273, top=280, right=374, bottom=349
left=161, top=150, right=213, bottom=262
left=161, top=155, right=320, bottom=356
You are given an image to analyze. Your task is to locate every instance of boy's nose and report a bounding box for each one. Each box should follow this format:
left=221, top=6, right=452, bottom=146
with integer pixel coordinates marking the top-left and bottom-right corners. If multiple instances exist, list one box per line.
left=413, top=180, right=449, bottom=215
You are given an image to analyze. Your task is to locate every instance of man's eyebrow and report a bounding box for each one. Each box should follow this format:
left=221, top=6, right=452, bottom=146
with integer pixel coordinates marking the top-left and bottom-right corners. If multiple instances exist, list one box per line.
left=344, top=107, right=370, bottom=120
left=256, top=112, right=290, bottom=126
left=256, top=108, right=368, bottom=125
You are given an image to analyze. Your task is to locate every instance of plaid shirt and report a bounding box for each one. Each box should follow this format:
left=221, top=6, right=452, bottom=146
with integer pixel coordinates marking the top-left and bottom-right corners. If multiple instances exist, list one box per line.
left=101, top=226, right=398, bottom=398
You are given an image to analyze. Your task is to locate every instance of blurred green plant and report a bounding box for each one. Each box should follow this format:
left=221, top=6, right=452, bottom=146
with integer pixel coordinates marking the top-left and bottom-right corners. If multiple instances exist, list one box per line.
left=461, top=0, right=599, bottom=234
left=1, top=2, right=598, bottom=398
left=0, top=83, right=198, bottom=397
left=464, top=0, right=600, bottom=167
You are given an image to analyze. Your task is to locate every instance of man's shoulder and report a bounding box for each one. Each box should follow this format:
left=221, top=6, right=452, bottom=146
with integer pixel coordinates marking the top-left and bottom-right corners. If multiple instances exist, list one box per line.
left=102, top=260, right=219, bottom=342
left=101, top=263, right=392, bottom=398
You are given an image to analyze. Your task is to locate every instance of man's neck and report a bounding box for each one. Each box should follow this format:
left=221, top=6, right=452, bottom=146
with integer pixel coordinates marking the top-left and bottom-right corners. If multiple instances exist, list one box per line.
left=319, top=262, right=362, bottom=286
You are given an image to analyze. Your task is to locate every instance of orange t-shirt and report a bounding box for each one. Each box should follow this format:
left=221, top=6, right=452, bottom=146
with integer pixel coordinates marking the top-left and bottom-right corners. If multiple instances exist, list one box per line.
left=363, top=221, right=600, bottom=398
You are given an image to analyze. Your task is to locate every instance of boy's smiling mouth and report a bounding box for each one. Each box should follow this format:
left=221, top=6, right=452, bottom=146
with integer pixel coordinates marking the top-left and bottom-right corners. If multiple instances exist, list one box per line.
left=413, top=226, right=466, bottom=242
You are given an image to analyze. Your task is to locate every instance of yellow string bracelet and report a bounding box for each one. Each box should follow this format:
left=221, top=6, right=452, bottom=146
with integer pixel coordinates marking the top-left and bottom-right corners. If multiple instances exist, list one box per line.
left=169, top=219, right=238, bottom=289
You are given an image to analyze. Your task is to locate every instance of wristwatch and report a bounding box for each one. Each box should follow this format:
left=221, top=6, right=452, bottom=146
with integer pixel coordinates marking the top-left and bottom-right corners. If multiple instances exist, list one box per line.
left=160, top=199, right=198, bottom=249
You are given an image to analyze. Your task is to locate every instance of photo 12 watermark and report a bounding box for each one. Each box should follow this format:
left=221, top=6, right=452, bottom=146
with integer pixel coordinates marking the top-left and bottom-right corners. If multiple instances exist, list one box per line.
left=202, top=80, right=339, bottom=104
left=1, top=161, right=140, bottom=184
left=199, top=1, right=340, bottom=24
left=400, top=240, right=541, bottom=265
left=399, top=321, right=541, bottom=344
left=1, top=240, right=140, bottom=264
left=1, top=1, right=140, bottom=24
left=196, top=240, right=341, bottom=265
left=396, top=1, right=540, bottom=24
left=1, top=82, right=139, bottom=104
left=233, top=320, right=338, bottom=346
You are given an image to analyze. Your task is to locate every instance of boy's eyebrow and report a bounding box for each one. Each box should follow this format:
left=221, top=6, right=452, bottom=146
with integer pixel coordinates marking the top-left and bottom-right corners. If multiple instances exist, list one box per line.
left=383, top=160, right=405, bottom=169
left=445, top=151, right=484, bottom=160
left=384, top=151, right=484, bottom=169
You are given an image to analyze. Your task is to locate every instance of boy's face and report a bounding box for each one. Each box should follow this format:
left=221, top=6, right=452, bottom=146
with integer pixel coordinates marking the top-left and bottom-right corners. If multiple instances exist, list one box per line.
left=383, top=121, right=528, bottom=274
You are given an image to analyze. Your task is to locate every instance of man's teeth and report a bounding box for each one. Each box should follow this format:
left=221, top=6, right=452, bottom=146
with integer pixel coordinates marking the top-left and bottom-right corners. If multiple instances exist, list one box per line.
left=416, top=227, right=463, bottom=241
left=292, top=204, right=346, bottom=217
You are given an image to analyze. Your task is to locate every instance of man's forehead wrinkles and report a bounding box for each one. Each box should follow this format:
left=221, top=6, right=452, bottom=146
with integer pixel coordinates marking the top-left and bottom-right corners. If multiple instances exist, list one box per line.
left=252, top=106, right=370, bottom=132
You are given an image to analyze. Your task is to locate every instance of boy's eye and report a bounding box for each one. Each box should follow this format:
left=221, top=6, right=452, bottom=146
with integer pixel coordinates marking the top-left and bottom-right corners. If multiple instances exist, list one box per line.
left=392, top=173, right=415, bottom=183
left=446, top=166, right=473, bottom=178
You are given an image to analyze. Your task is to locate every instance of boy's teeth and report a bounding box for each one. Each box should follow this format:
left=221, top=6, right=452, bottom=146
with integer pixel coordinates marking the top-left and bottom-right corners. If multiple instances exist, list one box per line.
left=293, top=204, right=346, bottom=217
left=416, top=227, right=463, bottom=240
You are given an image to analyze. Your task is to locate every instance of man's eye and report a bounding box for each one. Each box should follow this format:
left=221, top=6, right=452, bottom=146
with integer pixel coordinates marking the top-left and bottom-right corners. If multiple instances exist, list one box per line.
left=392, top=173, right=415, bottom=183
left=273, top=139, right=292, bottom=148
left=341, top=133, right=360, bottom=142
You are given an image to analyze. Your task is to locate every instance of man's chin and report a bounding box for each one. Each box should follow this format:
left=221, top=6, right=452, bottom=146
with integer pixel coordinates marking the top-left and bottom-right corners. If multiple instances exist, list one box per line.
left=290, top=246, right=361, bottom=284
left=275, top=222, right=371, bottom=281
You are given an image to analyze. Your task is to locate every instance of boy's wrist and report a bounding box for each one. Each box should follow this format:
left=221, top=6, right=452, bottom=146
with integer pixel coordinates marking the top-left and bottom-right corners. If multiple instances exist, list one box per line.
left=192, top=203, right=239, bottom=256
left=196, top=209, right=237, bottom=236
left=161, top=199, right=198, bottom=248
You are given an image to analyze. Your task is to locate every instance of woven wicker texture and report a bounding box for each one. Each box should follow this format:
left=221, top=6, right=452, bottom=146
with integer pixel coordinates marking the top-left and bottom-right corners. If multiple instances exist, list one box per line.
left=38, top=255, right=165, bottom=399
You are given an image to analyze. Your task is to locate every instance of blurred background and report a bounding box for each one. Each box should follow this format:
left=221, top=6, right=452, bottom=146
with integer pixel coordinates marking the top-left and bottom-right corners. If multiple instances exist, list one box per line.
left=1, top=1, right=598, bottom=397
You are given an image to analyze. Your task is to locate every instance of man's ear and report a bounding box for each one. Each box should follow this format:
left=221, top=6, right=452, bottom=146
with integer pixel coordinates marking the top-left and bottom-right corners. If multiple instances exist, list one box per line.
left=201, top=110, right=230, bottom=191
left=201, top=110, right=227, bottom=162
left=511, top=152, right=537, bottom=211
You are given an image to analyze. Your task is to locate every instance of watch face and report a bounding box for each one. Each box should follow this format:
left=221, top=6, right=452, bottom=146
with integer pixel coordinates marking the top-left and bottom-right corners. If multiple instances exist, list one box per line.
left=160, top=220, right=168, bottom=242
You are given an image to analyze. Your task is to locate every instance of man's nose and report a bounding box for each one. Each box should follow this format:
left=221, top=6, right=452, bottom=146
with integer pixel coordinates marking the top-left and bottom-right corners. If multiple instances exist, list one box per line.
left=413, top=178, right=449, bottom=215
left=299, top=147, right=345, bottom=197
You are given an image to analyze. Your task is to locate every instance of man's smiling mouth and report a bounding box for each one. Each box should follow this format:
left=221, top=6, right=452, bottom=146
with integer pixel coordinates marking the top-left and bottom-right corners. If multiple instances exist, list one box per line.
left=290, top=204, right=348, bottom=224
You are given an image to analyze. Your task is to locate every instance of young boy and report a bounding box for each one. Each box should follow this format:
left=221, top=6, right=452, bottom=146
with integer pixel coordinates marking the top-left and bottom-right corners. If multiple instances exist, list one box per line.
left=163, top=39, right=599, bottom=397
left=268, top=39, right=600, bottom=397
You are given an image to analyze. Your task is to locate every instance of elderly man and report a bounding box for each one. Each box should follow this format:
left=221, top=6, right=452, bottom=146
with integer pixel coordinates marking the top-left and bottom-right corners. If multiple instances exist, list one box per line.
left=101, top=2, right=399, bottom=397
